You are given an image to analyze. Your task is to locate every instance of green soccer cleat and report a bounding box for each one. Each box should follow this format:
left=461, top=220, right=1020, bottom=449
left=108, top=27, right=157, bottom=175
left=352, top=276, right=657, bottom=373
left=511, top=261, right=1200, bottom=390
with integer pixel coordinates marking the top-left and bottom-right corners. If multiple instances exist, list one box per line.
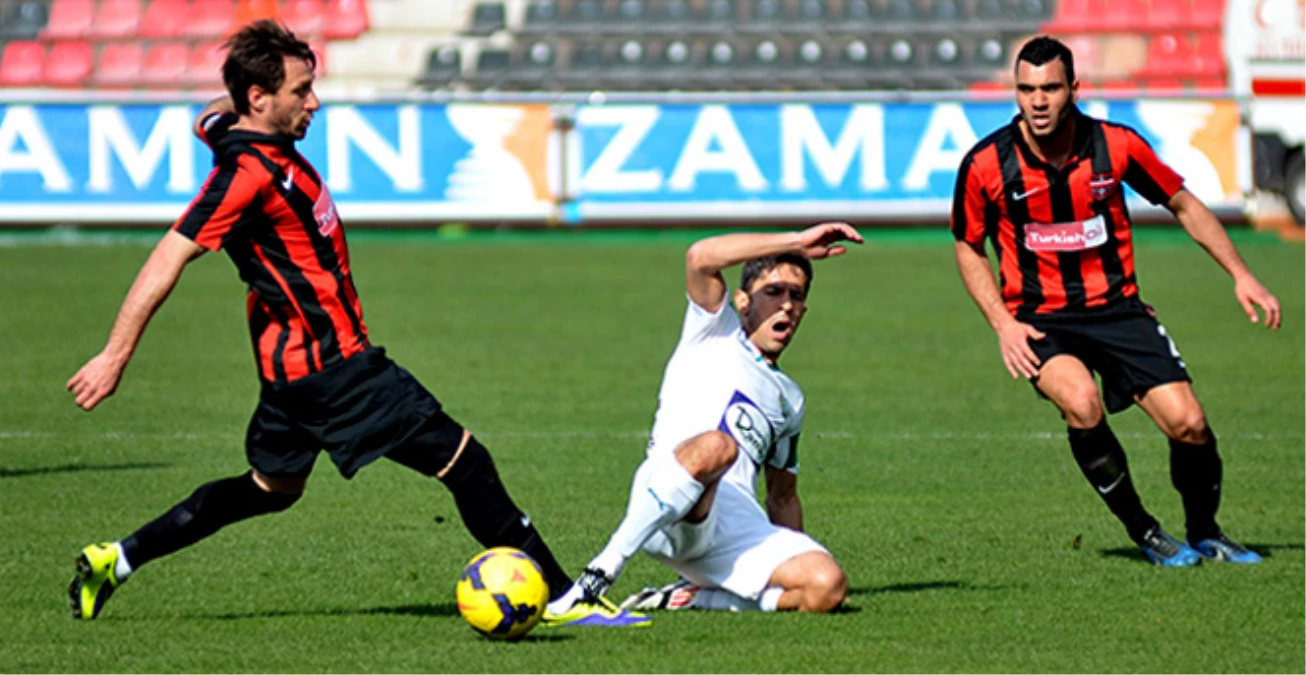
left=68, top=543, right=123, bottom=620
left=541, top=594, right=652, bottom=628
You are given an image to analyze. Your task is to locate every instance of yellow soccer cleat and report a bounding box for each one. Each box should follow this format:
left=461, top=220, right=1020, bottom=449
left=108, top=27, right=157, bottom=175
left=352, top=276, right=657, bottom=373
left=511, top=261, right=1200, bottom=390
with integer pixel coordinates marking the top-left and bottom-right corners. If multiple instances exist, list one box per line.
left=541, top=594, right=652, bottom=628
left=68, top=543, right=122, bottom=620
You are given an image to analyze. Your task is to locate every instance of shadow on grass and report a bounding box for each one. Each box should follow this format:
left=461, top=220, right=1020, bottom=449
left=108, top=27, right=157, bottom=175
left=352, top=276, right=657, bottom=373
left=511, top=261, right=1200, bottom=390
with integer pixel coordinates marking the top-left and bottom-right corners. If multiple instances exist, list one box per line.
left=1100, top=541, right=1301, bottom=562
left=178, top=602, right=463, bottom=621
left=850, top=580, right=1010, bottom=596
left=0, top=461, right=169, bottom=479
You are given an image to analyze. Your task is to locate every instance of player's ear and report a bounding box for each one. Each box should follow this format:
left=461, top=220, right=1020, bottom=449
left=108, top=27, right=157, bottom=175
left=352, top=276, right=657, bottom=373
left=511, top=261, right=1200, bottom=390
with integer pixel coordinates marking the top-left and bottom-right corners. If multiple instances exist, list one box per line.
left=734, top=288, right=749, bottom=314
left=248, top=85, right=270, bottom=115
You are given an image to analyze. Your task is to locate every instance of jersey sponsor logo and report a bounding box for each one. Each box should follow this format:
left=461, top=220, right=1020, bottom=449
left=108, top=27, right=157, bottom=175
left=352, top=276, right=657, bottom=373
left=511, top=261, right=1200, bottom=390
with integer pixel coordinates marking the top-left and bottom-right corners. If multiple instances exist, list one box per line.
left=717, top=390, right=775, bottom=465
left=1090, top=173, right=1117, bottom=201
left=1024, top=214, right=1107, bottom=252
left=313, top=185, right=341, bottom=237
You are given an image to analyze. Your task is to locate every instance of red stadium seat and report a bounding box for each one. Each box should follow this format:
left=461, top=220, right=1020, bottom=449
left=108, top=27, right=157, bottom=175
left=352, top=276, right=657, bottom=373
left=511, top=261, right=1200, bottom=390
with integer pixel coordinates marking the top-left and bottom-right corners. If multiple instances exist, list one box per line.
left=42, top=0, right=94, bottom=39
left=90, top=0, right=144, bottom=39
left=139, top=0, right=190, bottom=38
left=1142, top=32, right=1195, bottom=78
left=281, top=0, right=325, bottom=37
left=1045, top=0, right=1093, bottom=32
left=141, top=41, right=190, bottom=85
left=0, top=41, right=45, bottom=86
left=1146, top=0, right=1191, bottom=30
left=187, top=40, right=226, bottom=86
left=93, top=42, right=144, bottom=86
left=1192, top=31, right=1225, bottom=78
left=236, top=0, right=280, bottom=25
left=1191, top=0, right=1224, bottom=28
left=183, top=0, right=237, bottom=38
left=45, top=40, right=94, bottom=86
left=1144, top=76, right=1185, bottom=91
left=1098, top=79, right=1140, bottom=94
left=323, top=0, right=369, bottom=39
left=1097, top=0, right=1145, bottom=32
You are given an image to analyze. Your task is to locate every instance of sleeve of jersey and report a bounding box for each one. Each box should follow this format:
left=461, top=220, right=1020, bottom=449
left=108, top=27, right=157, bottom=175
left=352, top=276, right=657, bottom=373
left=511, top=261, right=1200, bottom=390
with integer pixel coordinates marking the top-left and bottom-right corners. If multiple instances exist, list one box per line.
left=679, top=292, right=742, bottom=344
left=172, top=162, right=259, bottom=251
left=950, top=153, right=988, bottom=244
left=197, top=111, right=236, bottom=148
left=1122, top=129, right=1185, bottom=205
left=769, top=433, right=801, bottom=475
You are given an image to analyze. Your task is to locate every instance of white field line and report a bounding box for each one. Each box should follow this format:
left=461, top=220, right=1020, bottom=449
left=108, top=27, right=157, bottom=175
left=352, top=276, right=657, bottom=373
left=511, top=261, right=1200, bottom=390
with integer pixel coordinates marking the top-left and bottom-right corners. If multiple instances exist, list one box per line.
left=1, top=429, right=1297, bottom=442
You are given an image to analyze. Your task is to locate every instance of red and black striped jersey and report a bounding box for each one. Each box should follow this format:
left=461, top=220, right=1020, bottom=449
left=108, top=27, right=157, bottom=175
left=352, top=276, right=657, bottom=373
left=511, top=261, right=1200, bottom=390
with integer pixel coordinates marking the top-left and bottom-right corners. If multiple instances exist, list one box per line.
left=174, top=112, right=368, bottom=383
left=951, top=109, right=1185, bottom=319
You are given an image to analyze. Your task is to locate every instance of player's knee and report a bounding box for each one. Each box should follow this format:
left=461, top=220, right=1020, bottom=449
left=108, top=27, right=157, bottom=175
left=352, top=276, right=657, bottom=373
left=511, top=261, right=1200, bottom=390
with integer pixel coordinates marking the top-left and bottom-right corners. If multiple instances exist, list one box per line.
left=1061, top=387, right=1104, bottom=427
left=803, top=563, right=848, bottom=613
left=679, top=430, right=737, bottom=477
left=1166, top=411, right=1209, bottom=445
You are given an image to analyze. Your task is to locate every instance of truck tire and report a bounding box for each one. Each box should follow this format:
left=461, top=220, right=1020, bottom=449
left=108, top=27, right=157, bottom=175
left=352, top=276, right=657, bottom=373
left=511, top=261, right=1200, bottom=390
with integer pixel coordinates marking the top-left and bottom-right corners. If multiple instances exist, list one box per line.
left=1288, top=151, right=1305, bottom=226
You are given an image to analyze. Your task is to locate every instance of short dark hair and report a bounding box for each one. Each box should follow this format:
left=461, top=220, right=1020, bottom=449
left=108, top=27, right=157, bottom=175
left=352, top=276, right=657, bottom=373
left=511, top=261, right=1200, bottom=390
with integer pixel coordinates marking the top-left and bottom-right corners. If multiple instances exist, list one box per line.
left=223, top=20, right=317, bottom=115
left=1015, top=35, right=1075, bottom=84
left=740, top=253, right=814, bottom=293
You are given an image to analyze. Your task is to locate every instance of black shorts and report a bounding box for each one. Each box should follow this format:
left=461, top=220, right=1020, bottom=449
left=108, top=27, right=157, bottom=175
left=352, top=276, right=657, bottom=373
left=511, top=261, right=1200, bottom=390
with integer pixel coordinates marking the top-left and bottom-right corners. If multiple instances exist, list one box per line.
left=1027, top=308, right=1191, bottom=414
left=245, top=347, right=444, bottom=479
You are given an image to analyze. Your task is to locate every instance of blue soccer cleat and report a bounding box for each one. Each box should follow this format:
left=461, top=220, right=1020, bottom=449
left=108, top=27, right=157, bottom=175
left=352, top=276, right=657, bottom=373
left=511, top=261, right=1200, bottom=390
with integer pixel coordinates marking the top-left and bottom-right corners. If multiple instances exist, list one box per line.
left=1190, top=534, right=1263, bottom=564
left=1138, top=526, right=1201, bottom=567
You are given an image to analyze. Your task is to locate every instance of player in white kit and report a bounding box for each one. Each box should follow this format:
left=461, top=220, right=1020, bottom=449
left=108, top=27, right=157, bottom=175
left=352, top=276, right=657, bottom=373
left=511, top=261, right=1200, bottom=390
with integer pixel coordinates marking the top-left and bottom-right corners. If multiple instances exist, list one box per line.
left=544, top=223, right=862, bottom=625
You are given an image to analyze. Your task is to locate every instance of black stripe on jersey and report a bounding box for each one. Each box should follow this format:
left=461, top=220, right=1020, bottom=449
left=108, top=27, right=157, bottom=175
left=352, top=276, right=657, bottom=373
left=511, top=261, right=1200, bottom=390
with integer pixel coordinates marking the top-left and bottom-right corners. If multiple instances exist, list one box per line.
left=952, top=153, right=976, bottom=240
left=251, top=151, right=367, bottom=345
left=1047, top=166, right=1086, bottom=311
left=176, top=160, right=237, bottom=245
left=271, top=305, right=290, bottom=383
left=248, top=296, right=273, bottom=375
left=252, top=228, right=342, bottom=362
left=996, top=127, right=1044, bottom=315
left=1090, top=123, right=1129, bottom=304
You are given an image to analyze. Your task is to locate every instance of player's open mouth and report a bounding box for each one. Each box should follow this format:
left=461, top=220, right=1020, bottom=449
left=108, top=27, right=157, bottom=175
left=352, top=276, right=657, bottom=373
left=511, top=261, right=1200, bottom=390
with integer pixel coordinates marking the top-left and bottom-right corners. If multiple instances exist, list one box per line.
left=772, top=319, right=793, bottom=341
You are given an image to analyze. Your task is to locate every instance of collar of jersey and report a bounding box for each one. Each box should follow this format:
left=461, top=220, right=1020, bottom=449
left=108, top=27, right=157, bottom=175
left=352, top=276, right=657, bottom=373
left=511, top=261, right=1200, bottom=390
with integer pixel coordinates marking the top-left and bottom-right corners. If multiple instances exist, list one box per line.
left=735, top=329, right=781, bottom=372
left=216, top=129, right=298, bottom=151
left=1007, top=107, right=1094, bottom=172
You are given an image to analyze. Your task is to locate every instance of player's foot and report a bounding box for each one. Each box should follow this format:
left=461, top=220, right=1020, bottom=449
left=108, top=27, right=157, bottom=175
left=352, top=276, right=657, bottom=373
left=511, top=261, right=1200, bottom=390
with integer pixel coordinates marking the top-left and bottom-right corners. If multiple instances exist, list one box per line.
left=620, top=579, right=700, bottom=611
left=1190, top=533, right=1263, bottom=564
left=541, top=568, right=650, bottom=627
left=1137, top=526, right=1201, bottom=567
left=68, top=543, right=123, bottom=620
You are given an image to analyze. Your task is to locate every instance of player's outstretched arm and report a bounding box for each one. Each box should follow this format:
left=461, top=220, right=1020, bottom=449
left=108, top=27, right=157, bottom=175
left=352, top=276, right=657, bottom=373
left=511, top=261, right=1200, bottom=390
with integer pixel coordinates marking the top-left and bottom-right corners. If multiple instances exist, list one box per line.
left=67, top=231, right=206, bottom=411
left=684, top=222, right=863, bottom=312
left=1167, top=189, right=1281, bottom=330
left=954, top=240, right=1045, bottom=380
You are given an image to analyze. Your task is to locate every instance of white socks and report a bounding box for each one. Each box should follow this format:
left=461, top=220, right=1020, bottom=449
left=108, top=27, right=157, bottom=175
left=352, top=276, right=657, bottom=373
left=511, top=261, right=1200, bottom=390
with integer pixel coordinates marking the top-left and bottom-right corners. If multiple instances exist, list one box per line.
left=112, top=542, right=133, bottom=582
left=588, top=454, right=705, bottom=584
left=690, top=587, right=783, bottom=612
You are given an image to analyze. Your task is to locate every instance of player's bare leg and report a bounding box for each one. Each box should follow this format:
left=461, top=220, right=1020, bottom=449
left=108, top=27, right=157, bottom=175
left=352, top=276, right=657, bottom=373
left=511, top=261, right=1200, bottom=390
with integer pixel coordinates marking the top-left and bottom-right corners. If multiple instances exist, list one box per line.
left=1035, top=356, right=1195, bottom=565
left=1136, top=383, right=1260, bottom=563
left=764, top=551, right=847, bottom=612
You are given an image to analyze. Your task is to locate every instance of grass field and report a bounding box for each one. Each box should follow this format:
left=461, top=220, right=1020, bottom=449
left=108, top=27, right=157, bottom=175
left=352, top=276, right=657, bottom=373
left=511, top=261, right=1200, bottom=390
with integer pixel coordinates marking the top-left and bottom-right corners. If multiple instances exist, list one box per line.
left=0, top=226, right=1302, bottom=673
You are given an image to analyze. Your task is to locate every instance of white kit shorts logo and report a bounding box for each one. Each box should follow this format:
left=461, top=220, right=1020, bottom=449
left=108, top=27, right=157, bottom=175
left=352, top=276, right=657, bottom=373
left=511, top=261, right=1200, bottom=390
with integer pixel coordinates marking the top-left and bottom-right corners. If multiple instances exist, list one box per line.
left=718, top=390, right=775, bottom=465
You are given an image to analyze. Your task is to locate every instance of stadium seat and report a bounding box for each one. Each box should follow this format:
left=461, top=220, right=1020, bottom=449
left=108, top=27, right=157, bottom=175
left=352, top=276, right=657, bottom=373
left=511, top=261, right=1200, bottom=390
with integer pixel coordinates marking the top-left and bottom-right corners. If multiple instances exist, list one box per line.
left=141, top=41, right=190, bottom=86
left=523, top=0, right=558, bottom=31
left=842, top=0, right=873, bottom=22
left=567, top=42, right=603, bottom=71
left=45, top=40, right=93, bottom=86
left=794, top=0, right=827, bottom=22
left=236, top=0, right=280, bottom=25
left=281, top=0, right=325, bottom=37
left=41, top=0, right=94, bottom=39
left=471, top=47, right=510, bottom=86
left=1142, top=32, right=1195, bottom=79
left=931, top=37, right=964, bottom=68
left=323, top=0, right=369, bottom=39
left=1146, top=0, right=1191, bottom=30
left=1097, top=33, right=1146, bottom=79
left=0, top=40, right=44, bottom=86
left=89, top=0, right=144, bottom=39
left=0, top=1, right=49, bottom=39
left=1143, top=77, right=1185, bottom=91
left=139, top=0, right=190, bottom=38
left=466, top=2, right=506, bottom=36
left=613, top=0, right=646, bottom=23
left=1097, top=0, right=1145, bottom=32
left=568, top=0, right=602, bottom=23
left=1016, top=0, right=1051, bottom=19
left=92, top=42, right=144, bottom=87
left=182, top=0, right=236, bottom=39
left=1191, top=0, right=1224, bottom=29
left=1045, top=0, right=1093, bottom=32
left=932, top=0, right=963, bottom=22
left=187, top=40, right=226, bottom=86
left=703, top=0, right=736, bottom=25
left=651, top=0, right=691, bottom=31
left=417, top=44, right=461, bottom=88
left=974, top=0, right=1006, bottom=20
left=658, top=38, right=694, bottom=71
left=884, top=0, right=918, bottom=21
left=1192, top=31, right=1225, bottom=78
left=974, top=36, right=1005, bottom=69
left=750, top=0, right=782, bottom=25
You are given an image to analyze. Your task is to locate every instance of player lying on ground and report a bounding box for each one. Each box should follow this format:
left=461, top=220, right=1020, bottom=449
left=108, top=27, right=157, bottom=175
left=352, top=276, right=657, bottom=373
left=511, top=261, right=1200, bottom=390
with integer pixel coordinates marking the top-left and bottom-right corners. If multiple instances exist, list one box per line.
left=950, top=36, right=1280, bottom=567
left=544, top=223, right=862, bottom=623
left=65, top=20, right=639, bottom=627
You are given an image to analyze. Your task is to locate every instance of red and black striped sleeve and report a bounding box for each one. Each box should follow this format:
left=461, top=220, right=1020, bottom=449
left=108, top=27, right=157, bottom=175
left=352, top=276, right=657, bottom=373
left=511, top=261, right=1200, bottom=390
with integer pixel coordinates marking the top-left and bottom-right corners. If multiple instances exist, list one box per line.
left=172, top=158, right=261, bottom=251
left=951, top=151, right=989, bottom=244
left=1121, top=127, right=1185, bottom=205
left=197, top=111, right=236, bottom=149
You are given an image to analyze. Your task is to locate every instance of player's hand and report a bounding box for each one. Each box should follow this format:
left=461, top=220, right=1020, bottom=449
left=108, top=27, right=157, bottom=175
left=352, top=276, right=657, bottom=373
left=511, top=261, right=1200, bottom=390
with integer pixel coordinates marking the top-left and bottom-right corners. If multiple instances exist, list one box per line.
left=796, top=222, right=864, bottom=259
left=66, top=352, right=125, bottom=411
left=1234, top=275, right=1280, bottom=330
left=996, top=319, right=1045, bottom=380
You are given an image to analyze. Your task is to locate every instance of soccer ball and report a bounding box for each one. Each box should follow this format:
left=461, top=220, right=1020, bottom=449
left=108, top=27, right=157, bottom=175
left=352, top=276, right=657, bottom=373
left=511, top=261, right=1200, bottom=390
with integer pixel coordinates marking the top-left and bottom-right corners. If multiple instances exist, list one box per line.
left=455, top=547, right=549, bottom=640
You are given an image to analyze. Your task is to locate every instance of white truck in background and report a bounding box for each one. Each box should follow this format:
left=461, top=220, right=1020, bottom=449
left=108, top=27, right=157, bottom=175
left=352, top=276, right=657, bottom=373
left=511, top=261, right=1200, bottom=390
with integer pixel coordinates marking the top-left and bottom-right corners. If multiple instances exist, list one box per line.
left=1226, top=0, right=1306, bottom=224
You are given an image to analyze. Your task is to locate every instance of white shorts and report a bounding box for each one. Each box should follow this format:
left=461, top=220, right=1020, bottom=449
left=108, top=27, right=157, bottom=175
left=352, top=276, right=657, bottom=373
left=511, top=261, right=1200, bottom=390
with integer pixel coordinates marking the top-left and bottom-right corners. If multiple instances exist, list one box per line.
left=638, top=471, right=827, bottom=601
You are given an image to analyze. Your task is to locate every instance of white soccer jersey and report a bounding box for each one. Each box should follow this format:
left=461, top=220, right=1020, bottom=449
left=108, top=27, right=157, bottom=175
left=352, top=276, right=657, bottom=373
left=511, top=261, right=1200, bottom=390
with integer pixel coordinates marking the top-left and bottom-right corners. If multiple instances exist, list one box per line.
left=647, top=293, right=805, bottom=498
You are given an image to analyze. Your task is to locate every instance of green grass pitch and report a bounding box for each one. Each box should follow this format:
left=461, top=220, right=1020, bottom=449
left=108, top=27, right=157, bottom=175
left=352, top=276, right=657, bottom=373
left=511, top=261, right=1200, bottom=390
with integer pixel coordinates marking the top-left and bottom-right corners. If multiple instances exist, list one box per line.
left=0, top=227, right=1301, bottom=673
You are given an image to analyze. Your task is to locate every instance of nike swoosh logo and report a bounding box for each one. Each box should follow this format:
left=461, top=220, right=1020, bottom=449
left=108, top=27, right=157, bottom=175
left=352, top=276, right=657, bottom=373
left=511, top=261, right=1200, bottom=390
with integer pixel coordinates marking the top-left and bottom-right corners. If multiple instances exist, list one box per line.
left=1011, top=186, right=1046, bottom=201
left=281, top=169, right=294, bottom=192
left=1097, top=474, right=1125, bottom=494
